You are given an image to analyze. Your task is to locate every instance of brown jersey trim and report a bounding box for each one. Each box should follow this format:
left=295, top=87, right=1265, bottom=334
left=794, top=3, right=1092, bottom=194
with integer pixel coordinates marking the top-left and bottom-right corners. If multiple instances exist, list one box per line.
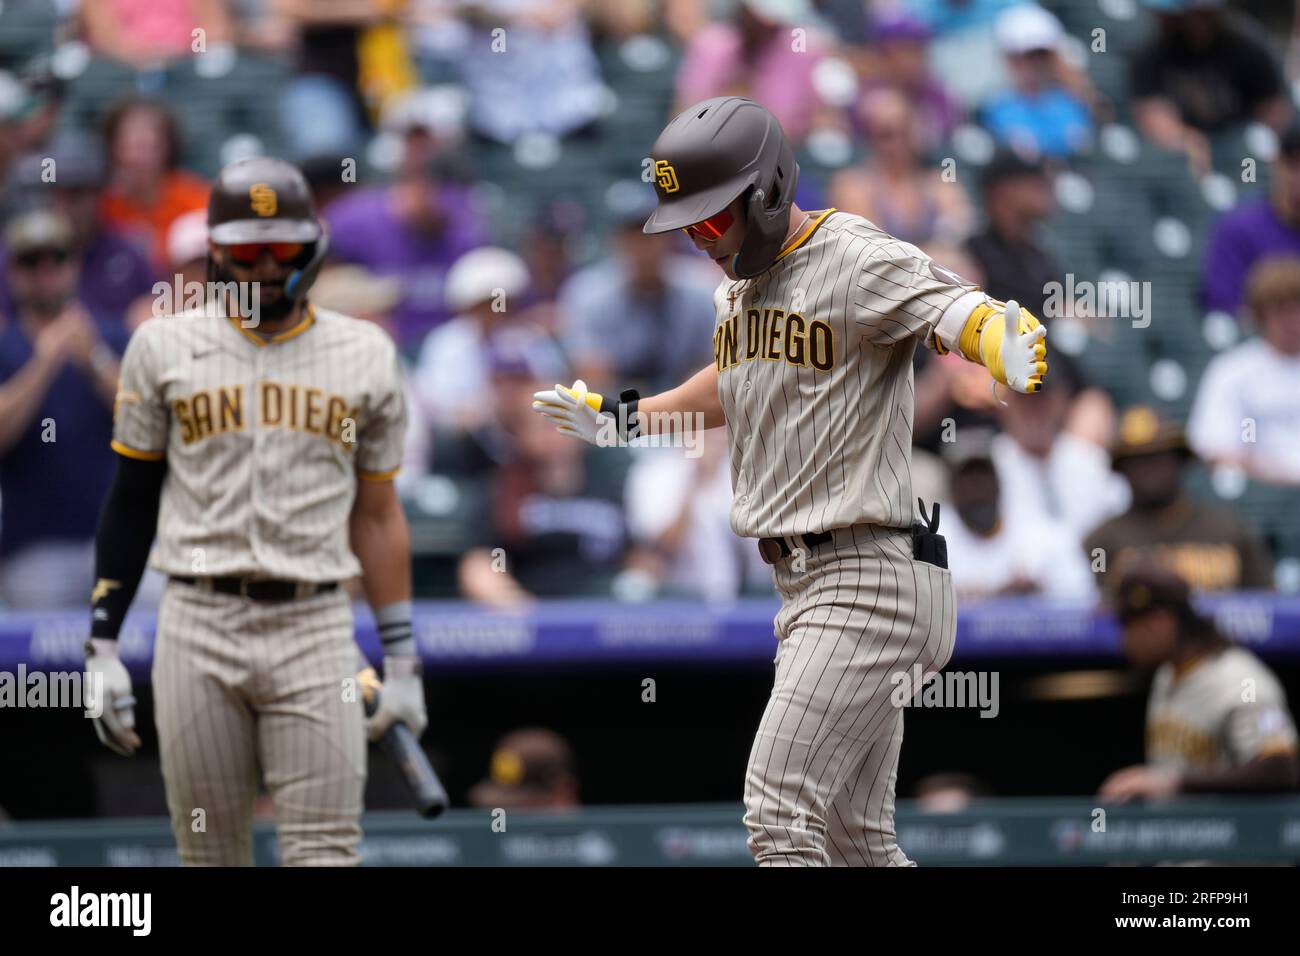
left=110, top=439, right=166, bottom=461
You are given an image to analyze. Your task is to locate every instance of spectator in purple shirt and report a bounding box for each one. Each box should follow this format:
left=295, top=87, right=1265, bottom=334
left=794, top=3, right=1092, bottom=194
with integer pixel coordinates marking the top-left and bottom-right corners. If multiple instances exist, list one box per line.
left=323, top=157, right=487, bottom=348
left=1202, top=123, right=1300, bottom=315
left=3, top=136, right=155, bottom=326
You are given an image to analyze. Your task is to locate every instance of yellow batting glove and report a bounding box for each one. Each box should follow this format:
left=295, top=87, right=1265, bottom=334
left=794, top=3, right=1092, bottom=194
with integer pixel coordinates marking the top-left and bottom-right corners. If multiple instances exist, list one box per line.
left=959, top=299, right=1048, bottom=394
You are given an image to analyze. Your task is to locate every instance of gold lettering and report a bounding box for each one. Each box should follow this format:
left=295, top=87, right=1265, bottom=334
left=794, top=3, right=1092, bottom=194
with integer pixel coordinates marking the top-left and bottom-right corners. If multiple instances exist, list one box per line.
left=173, top=398, right=195, bottom=444
left=191, top=391, right=214, bottom=440
left=261, top=381, right=282, bottom=426
left=808, top=319, right=834, bottom=371
left=219, top=386, right=243, bottom=432
left=304, top=387, right=324, bottom=435
left=764, top=309, right=784, bottom=360
left=745, top=309, right=761, bottom=360
left=785, top=312, right=807, bottom=366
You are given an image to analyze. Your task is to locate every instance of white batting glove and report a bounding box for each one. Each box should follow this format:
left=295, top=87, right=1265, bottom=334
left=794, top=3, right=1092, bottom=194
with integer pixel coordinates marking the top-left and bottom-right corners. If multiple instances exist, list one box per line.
left=83, top=638, right=142, bottom=756
left=998, top=300, right=1048, bottom=394
left=531, top=379, right=610, bottom=445
left=365, top=656, right=428, bottom=742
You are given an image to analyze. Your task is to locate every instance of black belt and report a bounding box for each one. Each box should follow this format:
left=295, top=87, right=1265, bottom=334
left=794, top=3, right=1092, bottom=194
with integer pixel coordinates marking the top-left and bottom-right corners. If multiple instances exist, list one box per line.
left=171, top=576, right=338, bottom=602
left=757, top=530, right=834, bottom=565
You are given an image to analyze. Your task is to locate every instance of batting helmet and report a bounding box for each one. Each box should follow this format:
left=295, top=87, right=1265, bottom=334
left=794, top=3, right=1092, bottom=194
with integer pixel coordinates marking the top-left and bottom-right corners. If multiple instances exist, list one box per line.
left=207, top=156, right=328, bottom=301
left=642, top=97, right=800, bottom=279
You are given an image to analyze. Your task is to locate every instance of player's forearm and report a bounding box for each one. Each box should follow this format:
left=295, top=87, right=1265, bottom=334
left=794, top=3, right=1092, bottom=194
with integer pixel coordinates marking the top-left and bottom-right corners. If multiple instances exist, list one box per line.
left=1178, top=753, right=1300, bottom=795
left=638, top=363, right=726, bottom=432
left=90, top=457, right=167, bottom=640
left=350, top=489, right=412, bottom=609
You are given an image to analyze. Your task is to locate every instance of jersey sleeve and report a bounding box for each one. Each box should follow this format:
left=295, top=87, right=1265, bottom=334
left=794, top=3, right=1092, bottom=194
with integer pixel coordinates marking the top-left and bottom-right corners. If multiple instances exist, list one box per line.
left=111, top=322, right=168, bottom=461
left=356, top=338, right=408, bottom=481
left=1223, top=681, right=1299, bottom=764
left=851, top=242, right=980, bottom=349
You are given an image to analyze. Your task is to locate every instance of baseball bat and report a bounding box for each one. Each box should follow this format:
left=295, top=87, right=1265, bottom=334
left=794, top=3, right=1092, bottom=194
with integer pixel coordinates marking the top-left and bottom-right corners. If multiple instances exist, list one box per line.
left=359, top=667, right=449, bottom=819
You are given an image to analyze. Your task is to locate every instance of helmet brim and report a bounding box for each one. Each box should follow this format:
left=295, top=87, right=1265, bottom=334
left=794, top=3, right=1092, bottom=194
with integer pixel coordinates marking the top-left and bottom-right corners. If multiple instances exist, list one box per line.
left=209, top=218, right=322, bottom=244
left=641, top=172, right=755, bottom=234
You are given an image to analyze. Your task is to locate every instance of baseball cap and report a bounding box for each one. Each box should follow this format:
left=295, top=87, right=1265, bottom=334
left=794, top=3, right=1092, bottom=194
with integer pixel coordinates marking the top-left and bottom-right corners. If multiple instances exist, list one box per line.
left=309, top=264, right=403, bottom=316
left=468, top=728, right=578, bottom=807
left=980, top=149, right=1048, bottom=192
left=994, top=4, right=1065, bottom=55
left=940, top=425, right=998, bottom=472
left=3, top=208, right=76, bottom=256
left=1114, top=567, right=1194, bottom=624
left=165, top=208, right=209, bottom=269
left=1110, top=406, right=1189, bottom=465
left=444, top=246, right=530, bottom=313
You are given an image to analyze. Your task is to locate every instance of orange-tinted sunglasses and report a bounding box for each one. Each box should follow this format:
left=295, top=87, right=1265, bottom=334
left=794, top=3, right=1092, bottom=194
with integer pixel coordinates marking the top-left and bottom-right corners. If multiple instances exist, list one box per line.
left=681, top=209, right=735, bottom=241
left=226, top=242, right=306, bottom=264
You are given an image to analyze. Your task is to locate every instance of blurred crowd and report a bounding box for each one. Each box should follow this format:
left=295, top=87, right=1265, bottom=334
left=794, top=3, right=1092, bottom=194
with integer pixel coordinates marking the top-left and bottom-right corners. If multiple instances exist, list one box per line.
left=1, top=0, right=1299, bottom=610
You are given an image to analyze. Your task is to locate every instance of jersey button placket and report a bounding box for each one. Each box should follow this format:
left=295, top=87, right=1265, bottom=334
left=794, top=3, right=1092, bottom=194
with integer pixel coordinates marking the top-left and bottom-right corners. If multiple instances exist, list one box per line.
left=251, top=346, right=267, bottom=568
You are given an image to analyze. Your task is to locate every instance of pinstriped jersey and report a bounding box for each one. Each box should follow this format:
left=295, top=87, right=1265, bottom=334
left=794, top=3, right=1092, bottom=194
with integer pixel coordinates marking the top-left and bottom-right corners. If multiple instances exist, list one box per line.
left=112, top=305, right=406, bottom=581
left=714, top=210, right=977, bottom=539
left=1146, top=645, right=1299, bottom=773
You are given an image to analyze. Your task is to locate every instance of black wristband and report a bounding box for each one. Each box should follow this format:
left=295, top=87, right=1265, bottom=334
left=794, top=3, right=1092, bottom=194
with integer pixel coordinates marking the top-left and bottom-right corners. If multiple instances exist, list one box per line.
left=598, top=388, right=642, bottom=440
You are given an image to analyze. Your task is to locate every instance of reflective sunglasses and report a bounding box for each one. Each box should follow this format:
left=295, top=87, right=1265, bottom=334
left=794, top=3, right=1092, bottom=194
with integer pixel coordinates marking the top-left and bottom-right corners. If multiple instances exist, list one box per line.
left=225, top=242, right=306, bottom=264
left=681, top=209, right=735, bottom=241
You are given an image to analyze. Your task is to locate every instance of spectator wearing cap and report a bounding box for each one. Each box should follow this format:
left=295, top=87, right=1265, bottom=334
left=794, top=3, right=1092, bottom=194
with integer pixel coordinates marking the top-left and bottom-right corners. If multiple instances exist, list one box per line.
left=4, top=137, right=157, bottom=327
left=940, top=428, right=1095, bottom=600
left=1084, top=406, right=1274, bottom=595
left=854, top=12, right=961, bottom=157
left=323, top=156, right=487, bottom=347
left=831, top=87, right=974, bottom=248
left=1187, top=255, right=1300, bottom=486
left=124, top=207, right=207, bottom=331
left=413, top=246, right=549, bottom=434
left=1099, top=568, right=1298, bottom=800
left=455, top=337, right=641, bottom=606
left=964, top=150, right=1062, bottom=317
left=991, top=360, right=1129, bottom=541
left=311, top=264, right=431, bottom=490
left=98, top=98, right=209, bottom=273
left=674, top=0, right=830, bottom=145
left=1201, top=124, right=1300, bottom=314
left=0, top=210, right=126, bottom=608
left=1130, top=0, right=1293, bottom=177
left=469, top=729, right=580, bottom=810
left=557, top=198, right=717, bottom=397
left=979, top=4, right=1095, bottom=160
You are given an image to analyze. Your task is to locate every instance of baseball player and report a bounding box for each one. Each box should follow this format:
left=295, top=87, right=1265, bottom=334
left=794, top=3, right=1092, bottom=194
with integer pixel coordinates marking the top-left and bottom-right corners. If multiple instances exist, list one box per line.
left=1099, top=567, right=1298, bottom=800
left=534, top=97, right=1048, bottom=866
left=81, top=157, right=426, bottom=865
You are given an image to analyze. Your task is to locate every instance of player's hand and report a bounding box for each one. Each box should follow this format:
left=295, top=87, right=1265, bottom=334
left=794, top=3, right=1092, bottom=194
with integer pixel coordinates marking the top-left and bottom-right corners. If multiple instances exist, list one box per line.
left=531, top=379, right=610, bottom=445
left=999, top=300, right=1048, bottom=394
left=365, top=656, right=428, bottom=742
left=83, top=638, right=142, bottom=756
left=1098, top=764, right=1182, bottom=802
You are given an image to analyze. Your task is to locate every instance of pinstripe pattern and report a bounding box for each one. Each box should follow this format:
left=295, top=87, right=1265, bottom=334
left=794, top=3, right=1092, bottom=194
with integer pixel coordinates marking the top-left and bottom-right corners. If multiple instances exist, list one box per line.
left=718, top=212, right=976, bottom=538
left=154, top=580, right=366, bottom=866
left=743, top=528, right=956, bottom=866
left=715, top=212, right=966, bottom=865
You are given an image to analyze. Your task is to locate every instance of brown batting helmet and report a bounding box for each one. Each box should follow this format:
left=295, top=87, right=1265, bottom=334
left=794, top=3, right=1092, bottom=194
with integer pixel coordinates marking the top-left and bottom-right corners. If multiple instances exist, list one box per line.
left=207, top=156, right=328, bottom=302
left=207, top=156, right=322, bottom=245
